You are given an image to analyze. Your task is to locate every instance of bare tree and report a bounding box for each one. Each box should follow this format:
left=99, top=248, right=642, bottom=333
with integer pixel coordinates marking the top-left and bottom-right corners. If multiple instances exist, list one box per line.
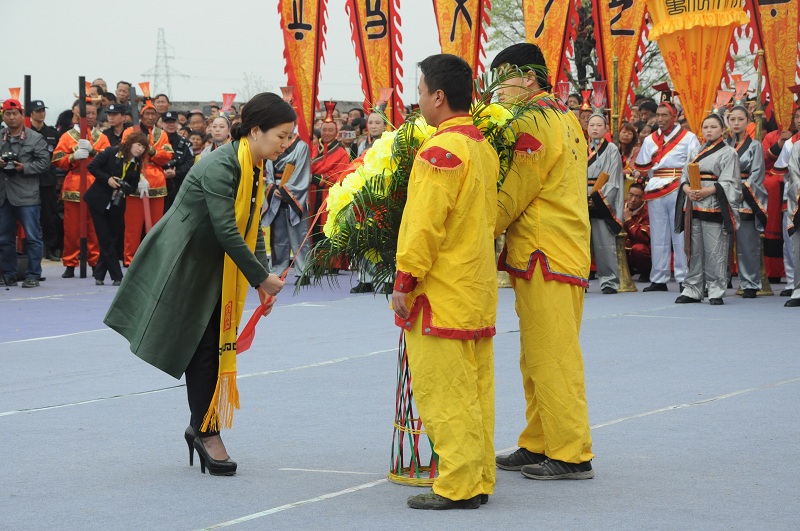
left=238, top=72, right=272, bottom=102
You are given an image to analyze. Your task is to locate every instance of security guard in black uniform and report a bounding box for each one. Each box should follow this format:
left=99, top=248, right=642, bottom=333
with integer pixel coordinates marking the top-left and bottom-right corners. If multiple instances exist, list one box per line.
left=29, top=100, right=62, bottom=260
left=161, top=110, right=194, bottom=211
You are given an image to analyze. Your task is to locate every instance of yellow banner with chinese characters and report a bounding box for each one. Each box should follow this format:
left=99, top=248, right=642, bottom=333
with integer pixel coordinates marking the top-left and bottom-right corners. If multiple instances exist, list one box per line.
left=755, top=0, right=798, bottom=130
left=646, top=0, right=749, bottom=132
left=346, top=0, right=405, bottom=127
left=432, top=0, right=491, bottom=76
left=279, top=0, right=329, bottom=143
left=592, top=0, right=648, bottom=122
left=522, top=0, right=577, bottom=85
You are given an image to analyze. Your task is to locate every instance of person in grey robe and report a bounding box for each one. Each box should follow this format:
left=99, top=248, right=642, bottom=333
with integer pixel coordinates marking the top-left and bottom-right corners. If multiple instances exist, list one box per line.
left=262, top=131, right=311, bottom=284
left=675, top=113, right=741, bottom=305
left=784, top=139, right=800, bottom=307
left=586, top=114, right=624, bottom=294
left=726, top=105, right=768, bottom=297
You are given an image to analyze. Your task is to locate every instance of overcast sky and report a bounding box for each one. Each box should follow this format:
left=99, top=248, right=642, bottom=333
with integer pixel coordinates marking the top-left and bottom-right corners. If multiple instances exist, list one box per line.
left=6, top=0, right=500, bottom=116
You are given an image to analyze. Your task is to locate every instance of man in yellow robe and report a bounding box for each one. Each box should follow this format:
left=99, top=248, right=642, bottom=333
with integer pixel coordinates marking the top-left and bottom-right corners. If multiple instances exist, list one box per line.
left=492, top=43, right=595, bottom=480
left=392, top=54, right=499, bottom=510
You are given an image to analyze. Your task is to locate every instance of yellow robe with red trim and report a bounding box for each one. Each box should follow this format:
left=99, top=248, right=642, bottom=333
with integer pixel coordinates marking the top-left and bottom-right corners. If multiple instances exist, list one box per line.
left=394, top=115, right=499, bottom=337
left=495, top=95, right=590, bottom=285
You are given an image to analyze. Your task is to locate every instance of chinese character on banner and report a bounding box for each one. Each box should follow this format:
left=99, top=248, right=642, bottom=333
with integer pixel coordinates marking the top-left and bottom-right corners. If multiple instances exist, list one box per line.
left=432, top=0, right=490, bottom=76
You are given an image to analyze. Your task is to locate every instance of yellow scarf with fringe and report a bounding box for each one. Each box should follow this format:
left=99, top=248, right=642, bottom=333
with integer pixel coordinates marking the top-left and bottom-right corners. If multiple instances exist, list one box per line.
left=201, top=137, right=264, bottom=432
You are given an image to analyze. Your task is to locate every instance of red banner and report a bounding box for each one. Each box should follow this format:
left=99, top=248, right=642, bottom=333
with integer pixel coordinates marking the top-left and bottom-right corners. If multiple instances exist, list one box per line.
left=432, top=0, right=491, bottom=76
left=346, top=0, right=404, bottom=127
left=592, top=0, right=648, bottom=122
left=522, top=0, right=578, bottom=85
left=743, top=0, right=799, bottom=130
left=279, top=0, right=330, bottom=143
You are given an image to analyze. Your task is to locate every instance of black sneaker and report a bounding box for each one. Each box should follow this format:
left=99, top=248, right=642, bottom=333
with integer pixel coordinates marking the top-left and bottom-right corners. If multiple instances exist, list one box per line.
left=62, top=266, right=75, bottom=278
left=350, top=282, right=373, bottom=293
left=675, top=295, right=701, bottom=304
left=407, top=491, right=480, bottom=510
left=21, top=277, right=39, bottom=288
left=496, top=448, right=547, bottom=471
left=709, top=298, right=724, bottom=305
left=3, top=277, right=18, bottom=287
left=780, top=289, right=793, bottom=297
left=520, top=458, right=594, bottom=480
left=601, top=287, right=617, bottom=294
left=642, top=282, right=667, bottom=292
left=741, top=289, right=757, bottom=299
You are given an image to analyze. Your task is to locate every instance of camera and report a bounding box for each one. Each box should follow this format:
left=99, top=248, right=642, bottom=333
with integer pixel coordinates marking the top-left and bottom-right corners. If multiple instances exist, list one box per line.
left=1, top=151, right=19, bottom=175
left=110, top=180, right=134, bottom=207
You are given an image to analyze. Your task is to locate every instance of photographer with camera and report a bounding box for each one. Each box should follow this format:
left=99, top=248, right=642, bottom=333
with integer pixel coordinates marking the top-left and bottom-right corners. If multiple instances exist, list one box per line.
left=85, top=132, right=148, bottom=286
left=0, top=99, right=50, bottom=288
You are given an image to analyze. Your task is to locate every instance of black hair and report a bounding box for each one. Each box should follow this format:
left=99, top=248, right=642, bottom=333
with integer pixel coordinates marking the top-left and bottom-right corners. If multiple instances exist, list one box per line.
left=349, top=108, right=365, bottom=118
left=230, top=92, right=297, bottom=140
left=154, top=93, right=170, bottom=102
left=635, top=95, right=656, bottom=105
left=490, top=43, right=550, bottom=91
left=568, top=93, right=580, bottom=102
left=56, top=109, right=75, bottom=133
left=189, top=130, right=204, bottom=138
left=703, top=113, right=725, bottom=129
left=117, top=81, right=131, bottom=89
left=639, top=101, right=658, bottom=114
left=90, top=85, right=104, bottom=97
left=105, top=93, right=117, bottom=103
left=418, top=54, right=473, bottom=113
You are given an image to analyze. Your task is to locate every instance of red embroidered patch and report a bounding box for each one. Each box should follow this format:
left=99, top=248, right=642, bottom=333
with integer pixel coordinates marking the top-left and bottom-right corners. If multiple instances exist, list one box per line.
left=436, top=124, right=485, bottom=141
left=515, top=133, right=543, bottom=154
left=419, top=145, right=463, bottom=169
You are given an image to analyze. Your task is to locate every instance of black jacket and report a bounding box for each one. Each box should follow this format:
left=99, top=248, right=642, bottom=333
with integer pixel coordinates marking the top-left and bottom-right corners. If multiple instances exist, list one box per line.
left=29, top=123, right=60, bottom=187
left=166, top=131, right=194, bottom=181
left=84, top=147, right=142, bottom=213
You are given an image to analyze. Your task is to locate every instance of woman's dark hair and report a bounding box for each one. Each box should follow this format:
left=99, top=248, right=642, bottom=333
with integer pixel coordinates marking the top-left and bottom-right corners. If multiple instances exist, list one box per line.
left=230, top=92, right=296, bottom=140
left=189, top=130, right=204, bottom=139
left=418, top=54, right=473, bottom=113
left=703, top=113, right=725, bottom=129
left=618, top=121, right=638, bottom=158
left=120, top=131, right=149, bottom=160
left=56, top=109, right=75, bottom=133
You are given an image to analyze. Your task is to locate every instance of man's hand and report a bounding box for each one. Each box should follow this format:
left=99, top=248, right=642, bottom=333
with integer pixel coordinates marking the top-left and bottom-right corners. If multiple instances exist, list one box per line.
left=109, top=177, right=121, bottom=189
left=137, top=179, right=150, bottom=195
left=273, top=188, right=284, bottom=201
left=392, top=290, right=410, bottom=320
left=13, top=161, right=24, bottom=172
left=73, top=148, right=90, bottom=160
left=164, top=168, right=176, bottom=178
left=77, top=139, right=92, bottom=151
left=623, top=206, right=632, bottom=222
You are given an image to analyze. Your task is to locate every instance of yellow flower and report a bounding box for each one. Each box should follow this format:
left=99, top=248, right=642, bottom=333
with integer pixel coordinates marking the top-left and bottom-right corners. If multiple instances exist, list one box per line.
left=326, top=181, right=355, bottom=223
left=341, top=170, right=367, bottom=193
left=410, top=117, right=436, bottom=143
left=362, top=137, right=397, bottom=176
left=365, top=248, right=382, bottom=264
left=476, top=102, right=513, bottom=128
left=322, top=216, right=338, bottom=238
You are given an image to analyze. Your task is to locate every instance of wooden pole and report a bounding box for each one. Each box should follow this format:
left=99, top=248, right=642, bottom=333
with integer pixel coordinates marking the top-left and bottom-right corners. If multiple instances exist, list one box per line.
left=754, top=50, right=764, bottom=141
left=612, top=56, right=619, bottom=143
left=78, top=77, right=88, bottom=279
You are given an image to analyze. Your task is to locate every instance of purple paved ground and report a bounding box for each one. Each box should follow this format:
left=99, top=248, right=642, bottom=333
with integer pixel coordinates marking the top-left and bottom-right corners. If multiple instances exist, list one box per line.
left=2, top=258, right=799, bottom=530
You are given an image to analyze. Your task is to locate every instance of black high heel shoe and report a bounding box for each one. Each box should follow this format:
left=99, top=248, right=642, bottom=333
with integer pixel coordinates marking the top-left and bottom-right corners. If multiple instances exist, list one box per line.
left=184, top=426, right=196, bottom=466
left=193, top=436, right=237, bottom=476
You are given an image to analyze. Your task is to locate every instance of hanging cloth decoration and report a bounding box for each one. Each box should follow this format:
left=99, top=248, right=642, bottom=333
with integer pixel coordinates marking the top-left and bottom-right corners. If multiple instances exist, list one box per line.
left=432, top=0, right=491, bottom=76
left=522, top=0, right=578, bottom=86
left=591, top=0, right=648, bottom=122
left=345, top=0, right=404, bottom=127
left=742, top=0, right=799, bottom=129
left=279, top=0, right=330, bottom=144
left=646, top=0, right=749, bottom=133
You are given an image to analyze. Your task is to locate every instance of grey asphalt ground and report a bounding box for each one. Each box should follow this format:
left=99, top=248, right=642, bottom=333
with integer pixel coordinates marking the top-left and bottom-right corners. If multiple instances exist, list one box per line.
left=2, top=259, right=799, bottom=530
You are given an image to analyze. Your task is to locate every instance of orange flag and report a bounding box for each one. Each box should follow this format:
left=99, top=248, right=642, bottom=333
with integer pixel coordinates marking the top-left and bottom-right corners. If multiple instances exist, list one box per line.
left=279, top=0, right=330, bottom=143
left=522, top=0, right=578, bottom=85
left=592, top=0, right=648, bottom=122
left=432, top=0, right=491, bottom=76
left=346, top=0, right=404, bottom=127
left=646, top=0, right=748, bottom=132
left=743, top=0, right=799, bottom=130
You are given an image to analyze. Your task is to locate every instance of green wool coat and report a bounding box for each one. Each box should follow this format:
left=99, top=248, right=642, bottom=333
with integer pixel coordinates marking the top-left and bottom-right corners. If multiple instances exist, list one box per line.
left=105, top=140, right=270, bottom=378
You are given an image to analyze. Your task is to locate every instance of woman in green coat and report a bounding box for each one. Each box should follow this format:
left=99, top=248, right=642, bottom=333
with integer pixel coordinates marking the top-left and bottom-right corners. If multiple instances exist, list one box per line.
left=105, top=93, right=293, bottom=475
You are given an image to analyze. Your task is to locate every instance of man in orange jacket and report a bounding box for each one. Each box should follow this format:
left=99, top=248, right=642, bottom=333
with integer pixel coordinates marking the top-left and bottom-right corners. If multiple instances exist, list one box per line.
left=120, top=99, right=173, bottom=265
left=52, top=99, right=110, bottom=277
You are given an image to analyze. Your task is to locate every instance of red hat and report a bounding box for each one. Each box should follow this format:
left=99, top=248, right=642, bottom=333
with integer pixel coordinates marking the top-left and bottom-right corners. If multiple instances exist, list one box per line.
left=323, top=101, right=337, bottom=123
left=579, top=90, right=592, bottom=112
left=2, top=99, right=23, bottom=112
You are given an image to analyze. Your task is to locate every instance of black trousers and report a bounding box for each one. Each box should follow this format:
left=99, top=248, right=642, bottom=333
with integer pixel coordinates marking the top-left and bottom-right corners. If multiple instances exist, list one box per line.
left=89, top=205, right=124, bottom=282
left=185, top=301, right=222, bottom=436
left=39, top=185, right=62, bottom=253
